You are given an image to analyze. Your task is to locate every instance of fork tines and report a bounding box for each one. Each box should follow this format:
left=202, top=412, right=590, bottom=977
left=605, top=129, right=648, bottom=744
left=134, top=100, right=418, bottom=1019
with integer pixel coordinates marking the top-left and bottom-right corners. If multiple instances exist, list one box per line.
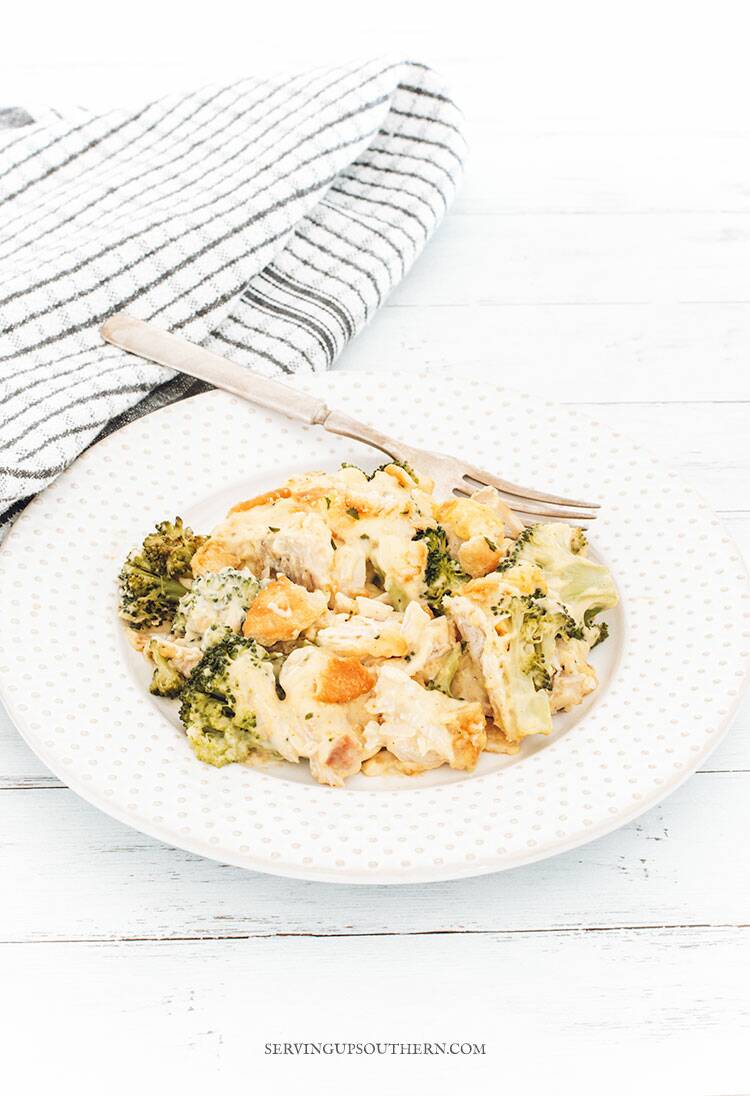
left=454, top=466, right=599, bottom=523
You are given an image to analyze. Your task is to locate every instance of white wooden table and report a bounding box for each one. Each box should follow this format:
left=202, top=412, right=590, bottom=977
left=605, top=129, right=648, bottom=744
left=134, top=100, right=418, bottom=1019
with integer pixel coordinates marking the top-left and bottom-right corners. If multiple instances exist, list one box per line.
left=2, top=22, right=749, bottom=1094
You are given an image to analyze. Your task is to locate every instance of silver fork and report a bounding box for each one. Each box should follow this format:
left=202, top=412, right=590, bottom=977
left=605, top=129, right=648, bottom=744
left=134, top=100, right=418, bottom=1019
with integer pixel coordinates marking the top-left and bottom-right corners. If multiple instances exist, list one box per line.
left=100, top=313, right=598, bottom=524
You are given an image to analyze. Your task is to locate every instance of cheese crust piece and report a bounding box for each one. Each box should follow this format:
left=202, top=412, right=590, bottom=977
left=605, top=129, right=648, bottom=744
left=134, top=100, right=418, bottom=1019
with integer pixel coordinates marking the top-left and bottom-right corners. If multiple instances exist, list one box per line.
left=315, top=656, right=376, bottom=704
left=242, top=575, right=327, bottom=645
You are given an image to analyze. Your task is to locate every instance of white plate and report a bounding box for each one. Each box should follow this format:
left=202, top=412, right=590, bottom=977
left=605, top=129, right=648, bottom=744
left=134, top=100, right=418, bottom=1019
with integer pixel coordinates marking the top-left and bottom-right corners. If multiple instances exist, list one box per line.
left=1, top=374, right=749, bottom=884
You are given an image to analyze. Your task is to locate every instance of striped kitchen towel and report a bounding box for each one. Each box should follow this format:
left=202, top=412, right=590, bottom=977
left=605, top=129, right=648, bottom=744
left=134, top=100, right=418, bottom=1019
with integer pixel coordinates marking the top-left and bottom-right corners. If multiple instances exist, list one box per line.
left=0, top=59, right=465, bottom=536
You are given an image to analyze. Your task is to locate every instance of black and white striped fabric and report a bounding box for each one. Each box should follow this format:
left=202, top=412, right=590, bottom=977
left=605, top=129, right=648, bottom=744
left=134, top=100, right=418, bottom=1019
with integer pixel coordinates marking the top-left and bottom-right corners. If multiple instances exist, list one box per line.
left=0, top=59, right=465, bottom=536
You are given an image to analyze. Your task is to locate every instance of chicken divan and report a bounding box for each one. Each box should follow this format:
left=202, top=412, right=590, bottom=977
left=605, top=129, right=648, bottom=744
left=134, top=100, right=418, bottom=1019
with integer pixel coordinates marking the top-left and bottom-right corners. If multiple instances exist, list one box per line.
left=118, top=462, right=617, bottom=786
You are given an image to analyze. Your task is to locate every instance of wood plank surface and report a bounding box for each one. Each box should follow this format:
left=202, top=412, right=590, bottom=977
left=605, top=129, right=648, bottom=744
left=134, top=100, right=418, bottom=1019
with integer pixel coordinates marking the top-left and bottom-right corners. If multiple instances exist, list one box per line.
left=340, top=303, right=750, bottom=403
left=0, top=928, right=747, bottom=1095
left=0, top=770, right=747, bottom=942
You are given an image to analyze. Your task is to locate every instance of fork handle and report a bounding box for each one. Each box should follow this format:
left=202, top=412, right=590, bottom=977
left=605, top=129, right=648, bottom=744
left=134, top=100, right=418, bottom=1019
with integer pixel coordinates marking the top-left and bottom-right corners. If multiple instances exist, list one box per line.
left=101, top=312, right=413, bottom=464
left=321, top=410, right=411, bottom=465
left=100, top=312, right=331, bottom=426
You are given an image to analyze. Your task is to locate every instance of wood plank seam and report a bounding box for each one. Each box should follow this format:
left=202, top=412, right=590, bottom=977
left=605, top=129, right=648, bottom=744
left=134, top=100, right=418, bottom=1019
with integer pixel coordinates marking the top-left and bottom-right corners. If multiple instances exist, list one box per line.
left=2, top=923, right=749, bottom=945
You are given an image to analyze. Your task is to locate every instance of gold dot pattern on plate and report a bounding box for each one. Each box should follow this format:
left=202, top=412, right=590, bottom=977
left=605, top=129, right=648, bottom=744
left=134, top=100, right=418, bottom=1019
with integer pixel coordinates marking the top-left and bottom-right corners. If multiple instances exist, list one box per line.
left=0, top=374, right=748, bottom=883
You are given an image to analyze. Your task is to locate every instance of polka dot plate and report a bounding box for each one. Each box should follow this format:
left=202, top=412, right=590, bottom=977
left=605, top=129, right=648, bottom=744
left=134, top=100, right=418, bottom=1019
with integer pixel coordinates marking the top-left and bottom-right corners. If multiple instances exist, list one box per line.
left=1, top=375, right=748, bottom=884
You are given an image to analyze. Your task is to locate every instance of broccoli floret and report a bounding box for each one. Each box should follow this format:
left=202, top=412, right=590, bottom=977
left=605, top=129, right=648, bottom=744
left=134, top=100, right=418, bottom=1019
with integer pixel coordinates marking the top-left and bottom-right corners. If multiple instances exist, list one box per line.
left=490, top=595, right=555, bottom=736
left=549, top=635, right=598, bottom=712
left=413, top=526, right=469, bottom=612
left=517, top=594, right=582, bottom=691
left=173, top=567, right=259, bottom=648
left=444, top=587, right=559, bottom=738
left=425, top=644, right=461, bottom=695
left=527, top=593, right=584, bottom=641
left=584, top=611, right=609, bottom=649
left=141, top=517, right=206, bottom=577
left=501, top=523, right=617, bottom=638
left=496, top=526, right=534, bottom=572
left=144, top=636, right=201, bottom=698
left=570, top=527, right=588, bottom=554
left=118, top=562, right=187, bottom=629
left=517, top=598, right=554, bottom=691
left=520, top=649, right=551, bottom=692
left=118, top=517, right=205, bottom=629
left=179, top=633, right=261, bottom=723
left=500, top=525, right=586, bottom=562
left=148, top=645, right=185, bottom=698
left=178, top=633, right=267, bottom=766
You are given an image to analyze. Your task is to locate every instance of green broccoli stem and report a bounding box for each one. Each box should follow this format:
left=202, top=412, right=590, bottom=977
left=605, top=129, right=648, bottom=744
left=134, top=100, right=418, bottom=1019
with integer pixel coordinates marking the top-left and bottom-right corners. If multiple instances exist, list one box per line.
left=159, top=574, right=189, bottom=600
left=149, top=648, right=184, bottom=698
left=127, top=564, right=186, bottom=601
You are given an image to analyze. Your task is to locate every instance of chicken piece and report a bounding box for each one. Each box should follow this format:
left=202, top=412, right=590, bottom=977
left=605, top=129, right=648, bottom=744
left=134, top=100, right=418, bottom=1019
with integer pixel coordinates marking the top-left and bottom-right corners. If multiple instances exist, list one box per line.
left=361, top=749, right=428, bottom=777
left=422, top=636, right=463, bottom=689
left=364, top=665, right=486, bottom=772
left=549, top=638, right=598, bottom=712
left=331, top=541, right=369, bottom=597
left=451, top=648, right=492, bottom=716
left=287, top=464, right=435, bottom=531
left=389, top=602, right=456, bottom=680
left=195, top=464, right=438, bottom=603
left=484, top=724, right=521, bottom=755
left=398, top=600, right=431, bottom=648
left=316, top=612, right=410, bottom=659
left=193, top=501, right=335, bottom=593
left=279, top=646, right=372, bottom=786
left=242, top=575, right=327, bottom=645
left=316, top=600, right=452, bottom=676
left=259, top=512, right=335, bottom=591
left=312, top=735, right=363, bottom=786
left=333, top=591, right=358, bottom=614
left=353, top=596, right=396, bottom=620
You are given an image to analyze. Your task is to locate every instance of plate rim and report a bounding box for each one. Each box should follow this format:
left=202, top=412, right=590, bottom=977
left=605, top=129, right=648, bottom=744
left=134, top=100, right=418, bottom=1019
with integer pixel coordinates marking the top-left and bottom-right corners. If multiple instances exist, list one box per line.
left=1, top=378, right=749, bottom=885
